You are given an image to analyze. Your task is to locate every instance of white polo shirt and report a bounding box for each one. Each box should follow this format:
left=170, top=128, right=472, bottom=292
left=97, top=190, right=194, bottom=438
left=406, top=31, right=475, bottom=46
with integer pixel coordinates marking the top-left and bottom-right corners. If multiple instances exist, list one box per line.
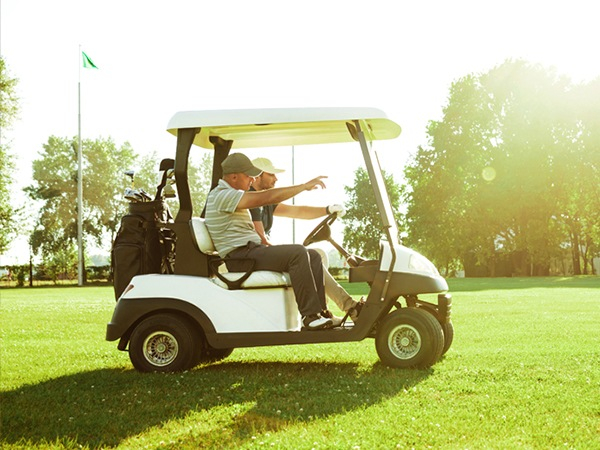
left=204, top=179, right=262, bottom=257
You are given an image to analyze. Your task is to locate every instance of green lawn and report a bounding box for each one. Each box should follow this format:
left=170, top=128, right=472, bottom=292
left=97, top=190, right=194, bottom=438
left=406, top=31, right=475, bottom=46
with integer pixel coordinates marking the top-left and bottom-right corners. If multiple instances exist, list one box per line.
left=1, top=277, right=599, bottom=449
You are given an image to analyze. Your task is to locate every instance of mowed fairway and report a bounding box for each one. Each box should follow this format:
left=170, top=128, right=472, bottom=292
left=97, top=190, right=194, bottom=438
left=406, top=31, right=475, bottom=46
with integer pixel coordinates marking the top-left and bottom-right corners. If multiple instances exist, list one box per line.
left=1, top=277, right=599, bottom=449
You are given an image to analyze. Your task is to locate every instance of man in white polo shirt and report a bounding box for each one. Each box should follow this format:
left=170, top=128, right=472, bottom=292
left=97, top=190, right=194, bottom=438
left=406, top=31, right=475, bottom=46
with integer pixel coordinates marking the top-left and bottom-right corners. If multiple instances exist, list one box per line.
left=204, top=152, right=333, bottom=330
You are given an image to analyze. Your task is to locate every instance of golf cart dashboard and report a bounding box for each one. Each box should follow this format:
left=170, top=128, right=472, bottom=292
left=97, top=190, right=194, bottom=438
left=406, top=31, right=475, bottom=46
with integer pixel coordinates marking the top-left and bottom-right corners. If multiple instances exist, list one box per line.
left=348, top=260, right=379, bottom=283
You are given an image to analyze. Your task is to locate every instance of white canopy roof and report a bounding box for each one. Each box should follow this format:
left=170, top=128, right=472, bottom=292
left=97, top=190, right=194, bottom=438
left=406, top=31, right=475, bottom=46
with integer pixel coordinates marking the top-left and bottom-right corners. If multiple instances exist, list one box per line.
left=166, top=107, right=401, bottom=149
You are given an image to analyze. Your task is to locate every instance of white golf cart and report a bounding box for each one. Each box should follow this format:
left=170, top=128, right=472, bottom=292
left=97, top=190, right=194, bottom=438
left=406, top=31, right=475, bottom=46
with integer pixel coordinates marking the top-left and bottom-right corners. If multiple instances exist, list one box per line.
left=106, top=107, right=452, bottom=372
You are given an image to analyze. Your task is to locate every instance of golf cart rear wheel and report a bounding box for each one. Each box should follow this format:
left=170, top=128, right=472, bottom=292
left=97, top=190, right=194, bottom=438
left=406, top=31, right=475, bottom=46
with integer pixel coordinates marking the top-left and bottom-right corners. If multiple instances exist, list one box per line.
left=129, top=313, right=200, bottom=372
left=375, top=308, right=444, bottom=369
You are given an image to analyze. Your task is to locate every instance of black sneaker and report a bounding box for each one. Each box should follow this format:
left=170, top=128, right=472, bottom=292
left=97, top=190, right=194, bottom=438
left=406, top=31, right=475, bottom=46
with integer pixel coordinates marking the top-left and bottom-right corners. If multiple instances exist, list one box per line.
left=303, top=314, right=333, bottom=330
left=321, top=309, right=344, bottom=327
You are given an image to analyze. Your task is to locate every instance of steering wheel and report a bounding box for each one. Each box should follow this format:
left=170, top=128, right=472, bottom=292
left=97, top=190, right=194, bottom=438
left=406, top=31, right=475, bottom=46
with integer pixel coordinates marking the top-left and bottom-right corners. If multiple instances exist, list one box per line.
left=303, top=213, right=338, bottom=246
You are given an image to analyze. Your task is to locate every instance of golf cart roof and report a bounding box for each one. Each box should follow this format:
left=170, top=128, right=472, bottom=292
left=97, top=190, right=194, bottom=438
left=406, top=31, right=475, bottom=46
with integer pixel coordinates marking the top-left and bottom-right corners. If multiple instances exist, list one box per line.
left=166, top=107, right=401, bottom=149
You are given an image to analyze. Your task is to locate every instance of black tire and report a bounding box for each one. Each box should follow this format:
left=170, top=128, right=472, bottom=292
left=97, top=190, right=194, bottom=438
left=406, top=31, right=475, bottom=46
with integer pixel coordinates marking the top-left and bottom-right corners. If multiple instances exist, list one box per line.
left=375, top=308, right=444, bottom=369
left=416, top=304, right=454, bottom=356
left=440, top=320, right=454, bottom=356
left=129, top=313, right=200, bottom=372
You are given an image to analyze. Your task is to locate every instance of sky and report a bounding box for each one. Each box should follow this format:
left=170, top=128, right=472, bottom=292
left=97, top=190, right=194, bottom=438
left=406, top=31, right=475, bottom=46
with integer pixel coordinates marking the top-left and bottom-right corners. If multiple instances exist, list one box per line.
left=1, top=0, right=600, bottom=264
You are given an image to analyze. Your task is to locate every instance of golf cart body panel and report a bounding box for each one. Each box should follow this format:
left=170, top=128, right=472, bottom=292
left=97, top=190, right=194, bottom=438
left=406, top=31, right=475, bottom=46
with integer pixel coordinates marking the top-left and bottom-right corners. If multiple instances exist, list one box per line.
left=109, top=274, right=301, bottom=334
left=107, top=107, right=453, bottom=371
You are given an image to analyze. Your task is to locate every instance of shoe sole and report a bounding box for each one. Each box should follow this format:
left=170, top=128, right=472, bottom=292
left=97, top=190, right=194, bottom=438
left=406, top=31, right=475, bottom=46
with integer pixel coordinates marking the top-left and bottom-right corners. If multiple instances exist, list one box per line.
left=302, top=319, right=333, bottom=331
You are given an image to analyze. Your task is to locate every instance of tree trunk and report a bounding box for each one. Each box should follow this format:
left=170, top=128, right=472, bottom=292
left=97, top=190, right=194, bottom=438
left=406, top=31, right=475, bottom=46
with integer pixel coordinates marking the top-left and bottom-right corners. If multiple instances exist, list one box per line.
left=570, top=228, right=582, bottom=275
left=581, top=236, right=591, bottom=275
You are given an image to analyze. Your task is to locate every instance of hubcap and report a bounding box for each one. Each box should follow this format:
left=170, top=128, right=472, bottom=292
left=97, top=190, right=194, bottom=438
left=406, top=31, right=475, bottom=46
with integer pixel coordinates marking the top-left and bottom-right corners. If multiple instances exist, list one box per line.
left=143, top=331, right=178, bottom=367
left=388, top=324, right=421, bottom=360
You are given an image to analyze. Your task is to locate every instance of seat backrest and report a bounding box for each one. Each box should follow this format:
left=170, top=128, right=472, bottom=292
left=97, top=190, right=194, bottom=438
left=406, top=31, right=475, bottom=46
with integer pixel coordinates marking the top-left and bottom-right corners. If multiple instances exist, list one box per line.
left=189, top=217, right=292, bottom=290
left=190, top=217, right=218, bottom=255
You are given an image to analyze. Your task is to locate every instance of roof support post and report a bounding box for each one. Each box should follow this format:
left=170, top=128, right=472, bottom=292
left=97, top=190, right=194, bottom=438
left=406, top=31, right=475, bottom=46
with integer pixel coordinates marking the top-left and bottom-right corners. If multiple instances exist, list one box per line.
left=174, top=128, right=199, bottom=222
left=353, top=119, right=397, bottom=302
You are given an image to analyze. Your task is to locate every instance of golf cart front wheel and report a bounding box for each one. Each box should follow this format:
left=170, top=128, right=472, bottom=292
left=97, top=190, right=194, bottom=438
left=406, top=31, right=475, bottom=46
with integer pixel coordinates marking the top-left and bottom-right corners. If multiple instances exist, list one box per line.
left=416, top=304, right=454, bottom=356
left=375, top=308, right=444, bottom=369
left=129, top=313, right=200, bottom=372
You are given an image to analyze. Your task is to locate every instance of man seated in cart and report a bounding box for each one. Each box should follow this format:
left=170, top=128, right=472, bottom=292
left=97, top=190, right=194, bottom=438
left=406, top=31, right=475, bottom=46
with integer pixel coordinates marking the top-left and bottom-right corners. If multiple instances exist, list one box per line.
left=204, top=152, right=335, bottom=330
left=249, top=157, right=363, bottom=326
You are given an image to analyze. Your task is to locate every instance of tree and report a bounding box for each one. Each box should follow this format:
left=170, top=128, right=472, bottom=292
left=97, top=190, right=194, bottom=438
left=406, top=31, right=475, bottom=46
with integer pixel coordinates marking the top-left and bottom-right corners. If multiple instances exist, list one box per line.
left=25, top=138, right=214, bottom=280
left=342, top=166, right=403, bottom=259
left=403, top=59, right=599, bottom=276
left=403, top=72, right=512, bottom=275
left=131, top=150, right=213, bottom=219
left=0, top=57, right=20, bottom=253
left=557, top=77, right=600, bottom=274
left=26, top=136, right=137, bottom=279
left=189, top=151, right=213, bottom=216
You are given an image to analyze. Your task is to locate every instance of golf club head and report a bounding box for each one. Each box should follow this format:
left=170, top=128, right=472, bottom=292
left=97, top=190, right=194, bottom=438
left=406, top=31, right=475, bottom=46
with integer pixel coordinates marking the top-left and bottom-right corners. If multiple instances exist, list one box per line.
left=124, top=188, right=143, bottom=202
left=163, top=184, right=176, bottom=198
left=139, top=189, right=152, bottom=201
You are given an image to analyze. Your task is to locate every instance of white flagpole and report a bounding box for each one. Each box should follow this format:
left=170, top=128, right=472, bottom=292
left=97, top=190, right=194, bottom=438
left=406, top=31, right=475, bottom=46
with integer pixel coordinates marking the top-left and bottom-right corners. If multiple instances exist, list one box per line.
left=292, top=145, right=296, bottom=244
left=77, top=45, right=84, bottom=286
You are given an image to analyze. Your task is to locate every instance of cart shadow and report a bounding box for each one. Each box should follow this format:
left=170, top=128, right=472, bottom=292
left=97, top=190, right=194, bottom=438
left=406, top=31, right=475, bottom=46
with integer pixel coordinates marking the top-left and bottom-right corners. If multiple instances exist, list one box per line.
left=1, top=361, right=432, bottom=448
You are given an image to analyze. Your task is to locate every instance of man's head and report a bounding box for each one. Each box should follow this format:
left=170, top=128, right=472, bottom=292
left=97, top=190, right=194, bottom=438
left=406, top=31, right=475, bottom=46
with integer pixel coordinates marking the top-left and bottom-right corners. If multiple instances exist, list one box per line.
left=252, top=157, right=285, bottom=191
left=222, top=153, right=263, bottom=190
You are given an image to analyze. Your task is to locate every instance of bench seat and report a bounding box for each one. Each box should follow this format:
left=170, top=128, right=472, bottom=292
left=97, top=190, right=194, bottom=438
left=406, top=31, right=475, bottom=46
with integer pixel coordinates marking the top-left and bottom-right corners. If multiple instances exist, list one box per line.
left=190, top=217, right=292, bottom=290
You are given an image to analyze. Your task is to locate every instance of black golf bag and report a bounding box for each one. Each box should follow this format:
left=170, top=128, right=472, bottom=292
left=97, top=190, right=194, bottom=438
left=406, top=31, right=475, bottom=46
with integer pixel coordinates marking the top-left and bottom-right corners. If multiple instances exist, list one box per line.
left=111, top=200, right=175, bottom=300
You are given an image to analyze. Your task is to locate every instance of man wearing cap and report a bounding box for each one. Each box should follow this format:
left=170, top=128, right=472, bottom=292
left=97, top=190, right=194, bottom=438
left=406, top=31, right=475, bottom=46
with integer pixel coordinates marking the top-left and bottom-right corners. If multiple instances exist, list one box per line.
left=204, top=152, right=333, bottom=330
left=250, top=157, right=363, bottom=326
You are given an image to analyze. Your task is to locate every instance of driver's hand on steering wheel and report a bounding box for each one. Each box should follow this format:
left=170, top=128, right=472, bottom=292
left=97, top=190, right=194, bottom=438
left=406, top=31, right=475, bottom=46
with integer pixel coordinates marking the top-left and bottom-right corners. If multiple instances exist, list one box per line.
left=327, top=204, right=345, bottom=217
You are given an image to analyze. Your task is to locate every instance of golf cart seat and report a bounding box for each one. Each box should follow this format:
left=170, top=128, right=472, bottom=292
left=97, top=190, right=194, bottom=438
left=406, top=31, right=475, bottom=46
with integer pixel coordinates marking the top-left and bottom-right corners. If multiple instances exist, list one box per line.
left=189, top=217, right=292, bottom=290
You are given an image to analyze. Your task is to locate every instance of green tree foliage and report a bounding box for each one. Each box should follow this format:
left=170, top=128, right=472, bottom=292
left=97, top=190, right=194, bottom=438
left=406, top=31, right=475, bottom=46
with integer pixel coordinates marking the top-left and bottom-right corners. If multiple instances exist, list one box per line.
left=558, top=78, right=600, bottom=275
left=342, top=166, right=403, bottom=259
left=24, top=138, right=213, bottom=278
left=189, top=151, right=213, bottom=216
left=130, top=150, right=213, bottom=218
left=25, top=136, right=137, bottom=272
left=0, top=57, right=20, bottom=253
left=404, top=59, right=600, bottom=276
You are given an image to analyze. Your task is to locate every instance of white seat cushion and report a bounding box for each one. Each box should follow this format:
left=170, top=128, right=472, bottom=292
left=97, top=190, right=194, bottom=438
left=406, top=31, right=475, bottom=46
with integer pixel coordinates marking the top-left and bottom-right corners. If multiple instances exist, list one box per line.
left=190, top=217, right=292, bottom=289
left=190, top=217, right=218, bottom=254
left=212, top=271, right=292, bottom=290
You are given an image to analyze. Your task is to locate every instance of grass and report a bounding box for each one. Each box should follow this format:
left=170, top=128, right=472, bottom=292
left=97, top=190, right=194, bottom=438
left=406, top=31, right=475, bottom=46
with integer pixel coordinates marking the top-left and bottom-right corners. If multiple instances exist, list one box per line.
left=1, top=277, right=599, bottom=449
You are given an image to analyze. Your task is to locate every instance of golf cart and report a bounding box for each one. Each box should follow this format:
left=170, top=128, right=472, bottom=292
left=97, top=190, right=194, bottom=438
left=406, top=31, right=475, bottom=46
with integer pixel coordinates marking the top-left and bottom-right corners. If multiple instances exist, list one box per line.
left=106, top=107, right=452, bottom=372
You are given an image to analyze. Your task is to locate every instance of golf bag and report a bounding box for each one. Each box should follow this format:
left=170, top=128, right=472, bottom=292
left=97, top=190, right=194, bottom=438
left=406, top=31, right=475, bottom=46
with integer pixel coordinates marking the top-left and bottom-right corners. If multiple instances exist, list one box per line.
left=111, top=200, right=175, bottom=300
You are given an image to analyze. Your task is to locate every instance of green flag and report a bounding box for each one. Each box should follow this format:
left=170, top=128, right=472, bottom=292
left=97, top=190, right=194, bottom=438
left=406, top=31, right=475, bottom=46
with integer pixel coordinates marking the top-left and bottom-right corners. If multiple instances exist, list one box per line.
left=82, top=51, right=98, bottom=69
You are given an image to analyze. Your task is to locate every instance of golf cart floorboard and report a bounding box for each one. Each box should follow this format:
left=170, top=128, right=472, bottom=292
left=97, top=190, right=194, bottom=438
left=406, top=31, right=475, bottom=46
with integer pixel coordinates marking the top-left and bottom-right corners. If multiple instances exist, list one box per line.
left=207, top=325, right=371, bottom=349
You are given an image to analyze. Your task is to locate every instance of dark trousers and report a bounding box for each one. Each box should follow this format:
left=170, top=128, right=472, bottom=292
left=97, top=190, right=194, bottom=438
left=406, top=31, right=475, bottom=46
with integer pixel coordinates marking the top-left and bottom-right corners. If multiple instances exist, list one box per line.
left=226, top=243, right=326, bottom=317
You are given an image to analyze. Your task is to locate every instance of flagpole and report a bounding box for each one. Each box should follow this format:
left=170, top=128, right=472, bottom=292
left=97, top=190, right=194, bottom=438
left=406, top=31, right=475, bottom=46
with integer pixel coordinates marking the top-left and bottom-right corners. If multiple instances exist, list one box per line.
left=77, top=45, right=84, bottom=286
left=291, top=145, right=295, bottom=244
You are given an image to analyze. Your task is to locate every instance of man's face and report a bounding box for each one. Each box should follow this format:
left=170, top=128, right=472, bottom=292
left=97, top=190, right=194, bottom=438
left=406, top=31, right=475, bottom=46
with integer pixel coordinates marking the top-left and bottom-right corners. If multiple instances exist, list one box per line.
left=226, top=173, right=255, bottom=191
left=255, top=172, right=278, bottom=190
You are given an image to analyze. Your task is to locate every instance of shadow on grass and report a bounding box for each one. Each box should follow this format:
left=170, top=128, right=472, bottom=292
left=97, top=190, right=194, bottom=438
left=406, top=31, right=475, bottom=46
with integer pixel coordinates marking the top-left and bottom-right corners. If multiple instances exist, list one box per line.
left=1, top=361, right=431, bottom=448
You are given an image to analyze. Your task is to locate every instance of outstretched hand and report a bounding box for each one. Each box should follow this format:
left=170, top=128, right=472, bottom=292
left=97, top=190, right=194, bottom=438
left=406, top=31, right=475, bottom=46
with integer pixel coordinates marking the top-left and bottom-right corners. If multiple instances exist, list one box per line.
left=303, top=176, right=327, bottom=191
